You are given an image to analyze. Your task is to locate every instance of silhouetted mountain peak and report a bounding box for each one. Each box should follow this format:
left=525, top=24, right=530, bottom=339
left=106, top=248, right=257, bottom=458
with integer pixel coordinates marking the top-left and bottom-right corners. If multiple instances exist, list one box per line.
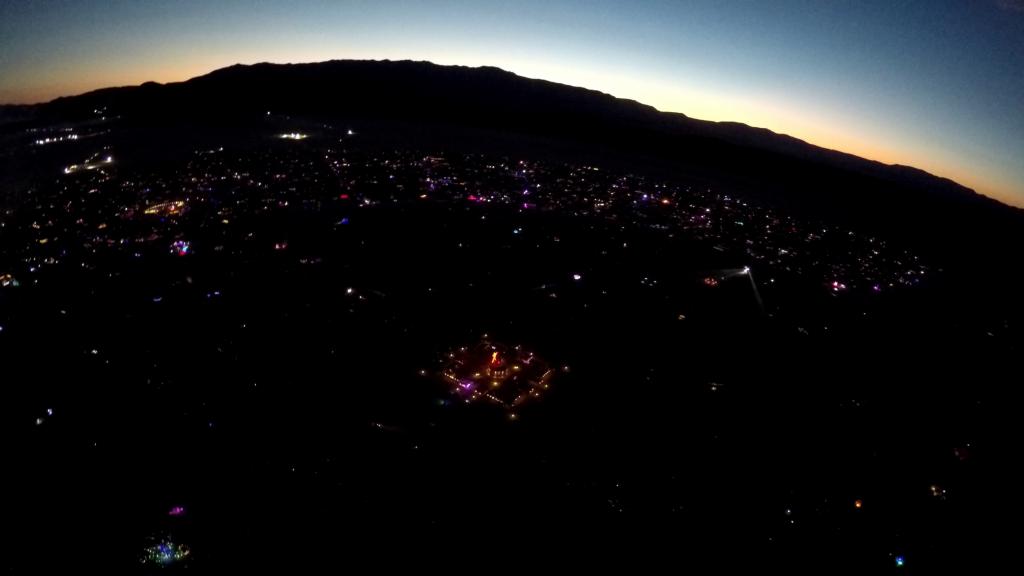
left=14, top=59, right=1021, bottom=239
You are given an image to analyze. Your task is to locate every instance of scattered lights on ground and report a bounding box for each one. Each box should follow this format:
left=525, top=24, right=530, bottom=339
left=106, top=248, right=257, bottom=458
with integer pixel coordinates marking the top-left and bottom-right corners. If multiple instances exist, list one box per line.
left=0, top=132, right=982, bottom=569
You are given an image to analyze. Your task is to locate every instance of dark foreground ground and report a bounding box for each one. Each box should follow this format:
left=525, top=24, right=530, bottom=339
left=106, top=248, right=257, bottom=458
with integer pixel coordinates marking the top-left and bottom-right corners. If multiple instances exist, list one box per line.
left=1, top=128, right=1015, bottom=572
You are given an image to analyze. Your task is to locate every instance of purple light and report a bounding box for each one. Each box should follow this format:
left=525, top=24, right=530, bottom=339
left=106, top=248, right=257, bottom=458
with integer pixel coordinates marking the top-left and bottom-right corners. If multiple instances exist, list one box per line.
left=168, top=506, right=186, bottom=517
left=171, top=240, right=191, bottom=256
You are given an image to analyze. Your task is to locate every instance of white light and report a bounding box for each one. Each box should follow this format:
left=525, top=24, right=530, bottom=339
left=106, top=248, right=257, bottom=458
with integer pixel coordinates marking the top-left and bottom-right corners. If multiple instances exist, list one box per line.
left=572, top=274, right=582, bottom=281
left=742, top=266, right=750, bottom=274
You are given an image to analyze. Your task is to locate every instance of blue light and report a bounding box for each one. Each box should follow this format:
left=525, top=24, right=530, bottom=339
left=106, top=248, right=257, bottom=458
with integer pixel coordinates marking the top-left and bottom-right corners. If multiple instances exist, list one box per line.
left=895, top=555, right=905, bottom=567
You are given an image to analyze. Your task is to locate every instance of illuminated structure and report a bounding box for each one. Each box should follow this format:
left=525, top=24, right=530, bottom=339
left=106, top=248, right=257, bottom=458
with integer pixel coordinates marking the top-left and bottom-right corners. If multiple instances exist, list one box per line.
left=143, top=200, right=186, bottom=217
left=63, top=154, right=113, bottom=174
left=170, top=240, right=191, bottom=256
left=140, top=538, right=190, bottom=567
left=440, top=338, right=553, bottom=413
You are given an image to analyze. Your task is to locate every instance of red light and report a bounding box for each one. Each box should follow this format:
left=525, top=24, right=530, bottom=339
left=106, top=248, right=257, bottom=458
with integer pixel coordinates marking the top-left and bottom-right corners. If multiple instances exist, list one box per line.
left=339, top=194, right=349, bottom=200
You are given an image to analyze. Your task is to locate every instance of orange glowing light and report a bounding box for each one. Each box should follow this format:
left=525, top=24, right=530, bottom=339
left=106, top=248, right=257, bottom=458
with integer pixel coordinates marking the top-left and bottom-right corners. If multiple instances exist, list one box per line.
left=490, top=351, right=500, bottom=366
left=854, top=499, right=863, bottom=509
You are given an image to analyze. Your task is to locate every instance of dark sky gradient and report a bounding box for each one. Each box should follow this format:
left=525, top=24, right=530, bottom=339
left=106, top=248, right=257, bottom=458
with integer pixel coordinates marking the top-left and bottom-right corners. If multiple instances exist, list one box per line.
left=2, top=0, right=1022, bottom=206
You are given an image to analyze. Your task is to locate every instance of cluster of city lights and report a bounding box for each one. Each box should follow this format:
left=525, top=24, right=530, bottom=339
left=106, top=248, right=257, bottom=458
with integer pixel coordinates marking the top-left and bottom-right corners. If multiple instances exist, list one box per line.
left=144, top=201, right=186, bottom=216
left=63, top=155, right=113, bottom=174
left=35, top=133, right=79, bottom=146
left=140, top=539, right=191, bottom=567
left=170, top=240, right=191, bottom=256
left=440, top=338, right=553, bottom=417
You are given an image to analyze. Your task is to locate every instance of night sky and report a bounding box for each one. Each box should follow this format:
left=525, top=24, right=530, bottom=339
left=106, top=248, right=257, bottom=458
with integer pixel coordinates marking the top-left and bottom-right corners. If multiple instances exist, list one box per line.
left=1, top=2, right=1022, bottom=200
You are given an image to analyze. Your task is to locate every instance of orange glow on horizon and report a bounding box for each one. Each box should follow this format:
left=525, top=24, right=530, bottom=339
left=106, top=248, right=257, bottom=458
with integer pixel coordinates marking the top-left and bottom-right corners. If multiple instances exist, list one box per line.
left=4, top=55, right=1018, bottom=208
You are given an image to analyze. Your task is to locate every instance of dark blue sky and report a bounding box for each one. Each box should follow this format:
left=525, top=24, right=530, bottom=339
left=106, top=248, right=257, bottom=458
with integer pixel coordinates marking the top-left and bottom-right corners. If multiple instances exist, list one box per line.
left=2, top=0, right=1022, bottom=205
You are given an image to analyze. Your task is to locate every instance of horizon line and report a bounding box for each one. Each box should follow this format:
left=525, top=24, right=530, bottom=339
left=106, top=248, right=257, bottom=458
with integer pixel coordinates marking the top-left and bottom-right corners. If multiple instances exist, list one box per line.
left=4, top=57, right=1021, bottom=210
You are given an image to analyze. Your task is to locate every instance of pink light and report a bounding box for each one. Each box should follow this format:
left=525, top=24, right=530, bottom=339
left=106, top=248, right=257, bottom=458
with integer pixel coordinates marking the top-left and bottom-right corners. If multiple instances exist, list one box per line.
left=168, top=506, right=185, bottom=517
left=171, top=240, right=191, bottom=256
